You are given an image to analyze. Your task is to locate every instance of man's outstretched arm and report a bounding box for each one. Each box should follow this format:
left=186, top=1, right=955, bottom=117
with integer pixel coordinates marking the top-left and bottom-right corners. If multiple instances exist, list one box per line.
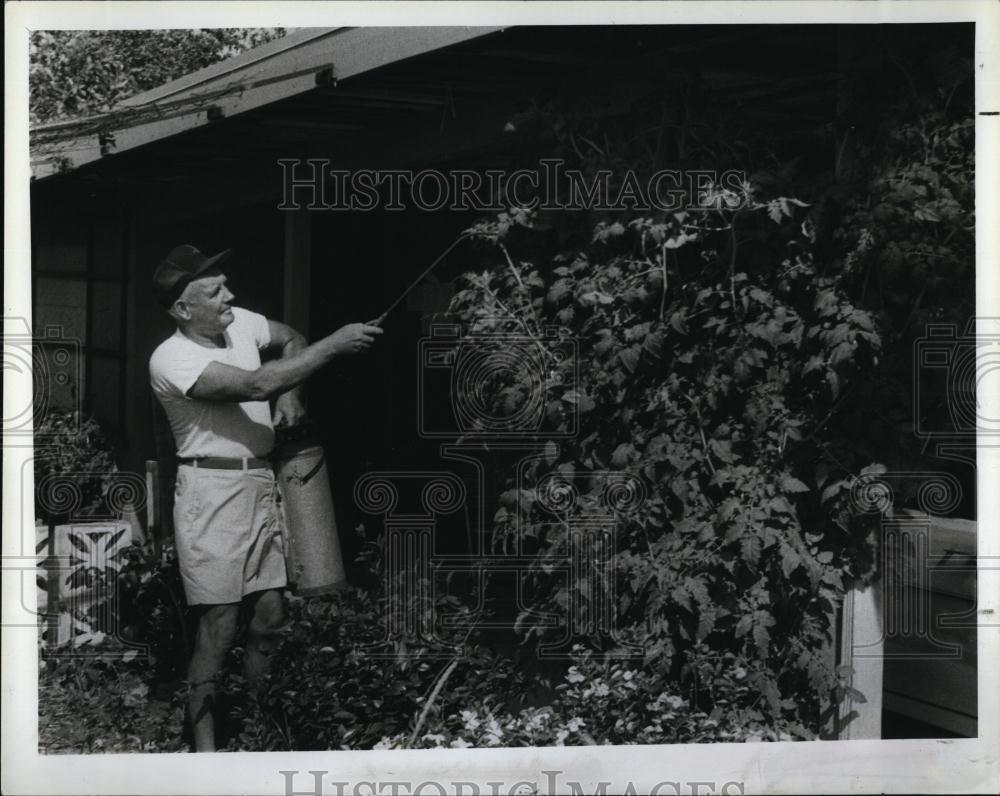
left=187, top=322, right=383, bottom=403
left=267, top=319, right=308, bottom=426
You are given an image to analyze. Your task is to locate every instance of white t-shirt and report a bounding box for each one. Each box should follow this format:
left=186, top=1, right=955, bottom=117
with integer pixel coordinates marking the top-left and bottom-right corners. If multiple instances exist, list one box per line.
left=150, top=307, right=274, bottom=458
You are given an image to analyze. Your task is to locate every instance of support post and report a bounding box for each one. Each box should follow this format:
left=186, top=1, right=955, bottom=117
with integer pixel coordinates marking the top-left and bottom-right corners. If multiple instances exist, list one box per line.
left=283, top=206, right=312, bottom=333
left=145, top=460, right=160, bottom=560
left=46, top=520, right=59, bottom=648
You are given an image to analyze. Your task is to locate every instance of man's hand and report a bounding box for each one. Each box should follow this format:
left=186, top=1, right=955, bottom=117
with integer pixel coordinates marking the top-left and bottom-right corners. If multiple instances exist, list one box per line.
left=329, top=322, right=384, bottom=355
left=268, top=319, right=308, bottom=423
left=273, top=392, right=307, bottom=428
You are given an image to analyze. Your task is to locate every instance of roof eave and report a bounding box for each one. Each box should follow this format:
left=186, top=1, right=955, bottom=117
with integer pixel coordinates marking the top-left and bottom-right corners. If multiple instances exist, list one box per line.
left=30, top=26, right=505, bottom=181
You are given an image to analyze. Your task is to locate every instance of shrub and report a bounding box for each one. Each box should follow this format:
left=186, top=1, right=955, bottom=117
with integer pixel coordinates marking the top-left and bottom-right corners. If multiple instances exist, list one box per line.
left=34, top=410, right=117, bottom=522
left=445, top=183, right=885, bottom=735
left=115, top=542, right=192, bottom=682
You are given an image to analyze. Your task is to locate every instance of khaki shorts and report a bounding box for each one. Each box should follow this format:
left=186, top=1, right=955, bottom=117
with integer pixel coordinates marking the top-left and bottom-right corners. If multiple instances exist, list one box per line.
left=173, top=464, right=287, bottom=605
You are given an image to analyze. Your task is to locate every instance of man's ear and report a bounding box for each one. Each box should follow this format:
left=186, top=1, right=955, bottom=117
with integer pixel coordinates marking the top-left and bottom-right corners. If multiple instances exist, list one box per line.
left=170, top=300, right=192, bottom=322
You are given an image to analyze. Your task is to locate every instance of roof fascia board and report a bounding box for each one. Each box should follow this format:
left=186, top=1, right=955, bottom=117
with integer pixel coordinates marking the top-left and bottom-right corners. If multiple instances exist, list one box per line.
left=119, top=27, right=343, bottom=108
left=32, top=70, right=321, bottom=180
left=32, top=26, right=504, bottom=181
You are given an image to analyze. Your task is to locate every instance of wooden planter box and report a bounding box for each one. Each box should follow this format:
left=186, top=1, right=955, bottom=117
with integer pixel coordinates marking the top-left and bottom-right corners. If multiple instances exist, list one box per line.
left=36, top=520, right=133, bottom=648
left=836, top=510, right=977, bottom=739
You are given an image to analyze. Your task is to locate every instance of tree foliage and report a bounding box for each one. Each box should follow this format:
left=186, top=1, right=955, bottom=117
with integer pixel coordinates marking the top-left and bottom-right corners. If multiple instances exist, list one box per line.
left=29, top=29, right=285, bottom=124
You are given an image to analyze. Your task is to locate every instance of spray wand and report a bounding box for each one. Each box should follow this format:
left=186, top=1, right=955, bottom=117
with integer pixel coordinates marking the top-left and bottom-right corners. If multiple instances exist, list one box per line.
left=364, top=227, right=559, bottom=365
left=367, top=231, right=472, bottom=327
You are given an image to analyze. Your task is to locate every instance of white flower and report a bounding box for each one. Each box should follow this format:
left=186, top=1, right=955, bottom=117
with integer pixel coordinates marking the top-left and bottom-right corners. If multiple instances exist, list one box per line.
left=525, top=709, right=551, bottom=732
left=482, top=718, right=504, bottom=746
left=373, top=736, right=396, bottom=750
left=592, top=681, right=610, bottom=698
left=461, top=710, right=481, bottom=732
left=664, top=695, right=685, bottom=711
left=565, top=717, right=586, bottom=733
left=450, top=737, right=472, bottom=748
left=566, top=666, right=585, bottom=684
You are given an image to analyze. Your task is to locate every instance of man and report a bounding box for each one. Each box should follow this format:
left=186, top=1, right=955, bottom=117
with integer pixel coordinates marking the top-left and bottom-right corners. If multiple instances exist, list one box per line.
left=149, top=244, right=382, bottom=752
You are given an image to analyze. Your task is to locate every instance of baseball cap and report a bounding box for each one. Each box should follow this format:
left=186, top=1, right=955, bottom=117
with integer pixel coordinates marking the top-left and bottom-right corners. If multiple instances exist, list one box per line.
left=152, top=244, right=232, bottom=307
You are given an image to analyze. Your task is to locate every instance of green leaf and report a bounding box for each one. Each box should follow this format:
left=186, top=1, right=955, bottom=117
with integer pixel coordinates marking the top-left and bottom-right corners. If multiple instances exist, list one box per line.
left=643, top=330, right=666, bottom=356
left=814, top=290, right=839, bottom=318
left=821, top=480, right=846, bottom=504
left=780, top=476, right=810, bottom=493
left=780, top=543, right=802, bottom=579
left=709, top=438, right=735, bottom=464
left=741, top=535, right=762, bottom=567
left=826, top=369, right=840, bottom=399
left=619, top=346, right=641, bottom=374
left=625, top=322, right=652, bottom=342
left=752, top=623, right=771, bottom=657
left=768, top=495, right=794, bottom=515
left=611, top=443, right=634, bottom=469
left=579, top=290, right=614, bottom=306
left=697, top=611, right=716, bottom=642
left=547, top=281, right=571, bottom=303
left=845, top=686, right=867, bottom=704
left=562, top=389, right=595, bottom=413
left=829, top=341, right=854, bottom=368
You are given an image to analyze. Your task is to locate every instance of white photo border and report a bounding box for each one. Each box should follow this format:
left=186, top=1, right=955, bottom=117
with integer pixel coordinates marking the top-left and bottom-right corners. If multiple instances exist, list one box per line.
left=4, top=2, right=999, bottom=794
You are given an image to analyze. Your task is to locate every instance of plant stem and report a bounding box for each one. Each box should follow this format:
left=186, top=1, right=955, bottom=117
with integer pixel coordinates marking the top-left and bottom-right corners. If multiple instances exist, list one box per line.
left=499, top=243, right=525, bottom=290
left=659, top=244, right=669, bottom=321
left=481, top=280, right=554, bottom=363
left=407, top=657, right=460, bottom=748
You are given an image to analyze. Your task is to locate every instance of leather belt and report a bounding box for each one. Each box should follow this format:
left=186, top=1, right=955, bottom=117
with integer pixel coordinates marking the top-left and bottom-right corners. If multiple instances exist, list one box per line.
left=177, top=456, right=272, bottom=470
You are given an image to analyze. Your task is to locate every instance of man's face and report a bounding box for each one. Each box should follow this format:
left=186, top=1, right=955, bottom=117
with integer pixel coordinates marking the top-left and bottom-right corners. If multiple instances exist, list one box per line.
left=176, top=269, right=236, bottom=333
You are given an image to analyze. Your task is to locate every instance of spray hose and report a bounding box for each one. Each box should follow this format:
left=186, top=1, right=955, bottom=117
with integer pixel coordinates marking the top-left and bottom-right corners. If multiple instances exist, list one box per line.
left=367, top=231, right=474, bottom=327
left=365, top=227, right=561, bottom=364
